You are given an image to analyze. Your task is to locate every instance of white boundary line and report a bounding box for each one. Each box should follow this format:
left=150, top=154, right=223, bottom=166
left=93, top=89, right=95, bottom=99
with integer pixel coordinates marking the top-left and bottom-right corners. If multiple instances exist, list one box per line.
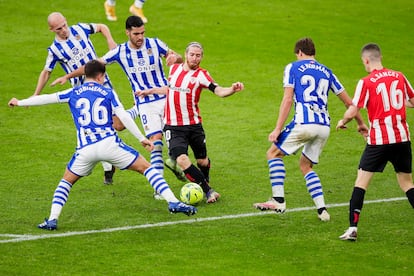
left=0, top=197, right=406, bottom=244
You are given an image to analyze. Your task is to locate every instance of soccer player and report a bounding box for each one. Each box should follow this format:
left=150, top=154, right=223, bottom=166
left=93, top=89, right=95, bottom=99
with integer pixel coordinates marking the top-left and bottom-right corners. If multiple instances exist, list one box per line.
left=337, top=43, right=414, bottom=241
left=8, top=60, right=197, bottom=231
left=136, top=41, right=245, bottom=203
left=104, top=0, right=148, bottom=23
left=51, top=16, right=186, bottom=199
left=253, top=37, right=368, bottom=221
left=34, top=12, right=118, bottom=184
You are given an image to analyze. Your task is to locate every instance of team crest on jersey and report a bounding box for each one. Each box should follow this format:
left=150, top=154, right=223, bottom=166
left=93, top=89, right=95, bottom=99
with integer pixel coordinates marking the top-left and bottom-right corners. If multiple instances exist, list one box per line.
left=138, top=58, right=146, bottom=66
left=147, top=48, right=153, bottom=55
left=72, top=47, right=80, bottom=55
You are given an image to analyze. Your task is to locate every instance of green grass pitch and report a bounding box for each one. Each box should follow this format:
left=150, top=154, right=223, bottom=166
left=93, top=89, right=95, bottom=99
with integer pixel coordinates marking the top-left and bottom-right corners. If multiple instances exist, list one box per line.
left=1, top=0, right=414, bottom=275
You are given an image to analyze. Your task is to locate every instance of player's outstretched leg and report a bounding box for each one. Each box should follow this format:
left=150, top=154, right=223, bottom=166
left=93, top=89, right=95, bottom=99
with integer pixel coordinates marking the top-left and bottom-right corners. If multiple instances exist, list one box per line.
left=38, top=179, right=73, bottom=231
left=304, top=171, right=330, bottom=221
left=143, top=166, right=197, bottom=216
left=168, top=202, right=197, bottom=216
left=165, top=158, right=187, bottom=182
left=254, top=158, right=286, bottom=213
left=151, top=140, right=166, bottom=200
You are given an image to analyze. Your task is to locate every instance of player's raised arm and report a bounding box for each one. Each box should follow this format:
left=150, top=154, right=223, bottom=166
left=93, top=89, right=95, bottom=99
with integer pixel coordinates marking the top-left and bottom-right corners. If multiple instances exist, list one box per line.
left=135, top=86, right=168, bottom=98
left=51, top=66, right=86, bottom=86
left=8, top=90, right=71, bottom=107
left=213, top=82, right=244, bottom=98
left=95, top=23, right=117, bottom=50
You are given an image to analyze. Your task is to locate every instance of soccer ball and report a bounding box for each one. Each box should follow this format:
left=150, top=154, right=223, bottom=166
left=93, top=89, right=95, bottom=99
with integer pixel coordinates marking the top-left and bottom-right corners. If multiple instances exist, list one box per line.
left=180, top=182, right=204, bottom=205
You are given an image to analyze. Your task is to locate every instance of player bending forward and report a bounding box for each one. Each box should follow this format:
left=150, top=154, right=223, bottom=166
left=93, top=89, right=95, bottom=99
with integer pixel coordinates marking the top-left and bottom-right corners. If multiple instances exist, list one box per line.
left=8, top=60, right=196, bottom=230
left=137, top=42, right=244, bottom=203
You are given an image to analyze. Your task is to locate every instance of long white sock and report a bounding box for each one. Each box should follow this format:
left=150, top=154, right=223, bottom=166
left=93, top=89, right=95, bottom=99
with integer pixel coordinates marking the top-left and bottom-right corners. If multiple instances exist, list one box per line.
left=268, top=158, right=285, bottom=198
left=143, top=167, right=178, bottom=203
left=101, top=161, right=112, bottom=172
left=134, top=0, right=145, bottom=8
left=49, top=180, right=72, bottom=220
left=107, top=0, right=116, bottom=6
left=151, top=140, right=164, bottom=175
left=305, top=171, right=325, bottom=209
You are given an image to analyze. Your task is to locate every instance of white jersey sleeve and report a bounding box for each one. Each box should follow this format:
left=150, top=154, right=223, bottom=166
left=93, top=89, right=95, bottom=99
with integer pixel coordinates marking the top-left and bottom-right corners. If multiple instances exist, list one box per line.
left=18, top=89, right=72, bottom=106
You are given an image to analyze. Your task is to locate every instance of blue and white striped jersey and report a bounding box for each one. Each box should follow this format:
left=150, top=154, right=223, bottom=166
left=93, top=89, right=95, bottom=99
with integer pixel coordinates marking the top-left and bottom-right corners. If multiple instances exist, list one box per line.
left=283, top=59, right=344, bottom=126
left=56, top=82, right=123, bottom=149
left=45, top=23, right=112, bottom=88
left=101, top=37, right=169, bottom=105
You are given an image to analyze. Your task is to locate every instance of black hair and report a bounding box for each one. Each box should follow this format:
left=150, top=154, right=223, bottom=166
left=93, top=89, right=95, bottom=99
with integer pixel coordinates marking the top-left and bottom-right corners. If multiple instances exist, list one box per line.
left=126, top=15, right=144, bottom=29
left=84, top=60, right=106, bottom=78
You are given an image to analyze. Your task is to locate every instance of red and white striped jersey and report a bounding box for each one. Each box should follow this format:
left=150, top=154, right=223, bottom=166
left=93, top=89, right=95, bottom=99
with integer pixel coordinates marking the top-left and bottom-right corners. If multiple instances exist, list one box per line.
left=353, top=68, right=414, bottom=145
left=164, top=63, right=215, bottom=126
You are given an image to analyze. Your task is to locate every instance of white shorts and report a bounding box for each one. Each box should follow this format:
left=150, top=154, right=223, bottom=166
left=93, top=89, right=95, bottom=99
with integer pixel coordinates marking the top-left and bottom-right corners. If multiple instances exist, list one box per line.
left=275, top=122, right=330, bottom=164
left=67, top=135, right=139, bottom=176
left=137, top=99, right=165, bottom=138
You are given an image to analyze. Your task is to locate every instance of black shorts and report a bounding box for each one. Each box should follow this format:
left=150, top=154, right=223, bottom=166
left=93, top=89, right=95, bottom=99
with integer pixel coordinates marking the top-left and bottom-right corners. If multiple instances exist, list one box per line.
left=163, top=124, right=207, bottom=160
left=359, top=141, right=412, bottom=173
